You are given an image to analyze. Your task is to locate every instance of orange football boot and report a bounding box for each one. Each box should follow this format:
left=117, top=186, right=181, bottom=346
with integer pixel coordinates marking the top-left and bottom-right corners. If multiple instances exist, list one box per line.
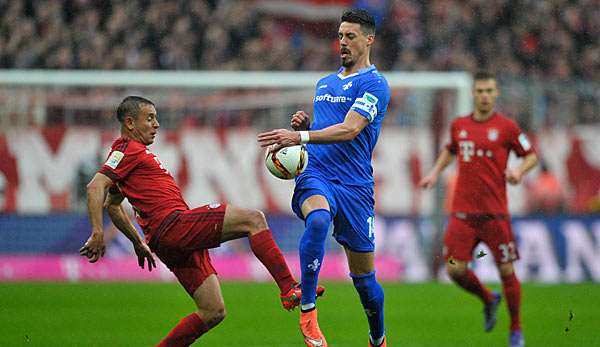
left=300, top=309, right=327, bottom=347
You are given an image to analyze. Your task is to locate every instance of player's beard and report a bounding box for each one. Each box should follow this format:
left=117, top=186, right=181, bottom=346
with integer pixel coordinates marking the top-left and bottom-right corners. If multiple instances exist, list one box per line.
left=341, top=56, right=354, bottom=68
left=341, top=47, right=353, bottom=68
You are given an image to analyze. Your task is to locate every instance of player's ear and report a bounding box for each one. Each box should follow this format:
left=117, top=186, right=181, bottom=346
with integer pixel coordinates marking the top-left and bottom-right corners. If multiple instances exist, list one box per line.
left=366, top=34, right=374, bottom=46
left=124, top=114, right=136, bottom=130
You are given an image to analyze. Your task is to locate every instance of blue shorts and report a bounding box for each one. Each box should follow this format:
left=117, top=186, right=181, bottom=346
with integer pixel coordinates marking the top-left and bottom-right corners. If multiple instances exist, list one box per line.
left=292, top=172, right=376, bottom=252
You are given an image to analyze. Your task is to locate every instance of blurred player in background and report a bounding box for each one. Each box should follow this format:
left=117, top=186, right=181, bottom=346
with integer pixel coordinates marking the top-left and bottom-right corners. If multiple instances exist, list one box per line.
left=419, top=72, right=538, bottom=347
left=258, top=9, right=390, bottom=347
left=80, top=96, right=306, bottom=346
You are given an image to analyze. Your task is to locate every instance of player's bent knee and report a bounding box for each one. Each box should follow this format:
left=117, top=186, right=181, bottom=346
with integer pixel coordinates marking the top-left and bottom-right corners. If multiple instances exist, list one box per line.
left=498, top=262, right=515, bottom=277
left=246, top=209, right=268, bottom=235
left=446, top=263, right=467, bottom=279
left=199, top=307, right=226, bottom=328
left=305, top=209, right=331, bottom=231
left=226, top=206, right=268, bottom=236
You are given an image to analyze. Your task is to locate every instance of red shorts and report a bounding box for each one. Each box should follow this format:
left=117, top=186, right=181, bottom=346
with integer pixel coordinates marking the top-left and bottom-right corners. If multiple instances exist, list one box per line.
left=151, top=203, right=227, bottom=296
left=444, top=215, right=519, bottom=264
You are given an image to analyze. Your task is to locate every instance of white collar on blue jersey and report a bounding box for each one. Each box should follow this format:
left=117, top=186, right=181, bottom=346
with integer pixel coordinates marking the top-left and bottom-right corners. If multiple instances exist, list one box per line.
left=337, top=65, right=377, bottom=80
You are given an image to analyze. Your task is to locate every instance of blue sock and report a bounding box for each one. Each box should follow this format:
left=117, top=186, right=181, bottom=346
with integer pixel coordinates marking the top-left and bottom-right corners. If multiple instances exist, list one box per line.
left=351, top=271, right=385, bottom=342
left=299, top=209, right=331, bottom=306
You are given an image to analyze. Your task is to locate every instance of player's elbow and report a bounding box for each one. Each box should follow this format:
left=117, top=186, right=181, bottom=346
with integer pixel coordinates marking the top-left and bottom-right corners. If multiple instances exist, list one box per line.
left=530, top=153, right=539, bottom=165
left=86, top=180, right=104, bottom=197
left=342, top=124, right=362, bottom=141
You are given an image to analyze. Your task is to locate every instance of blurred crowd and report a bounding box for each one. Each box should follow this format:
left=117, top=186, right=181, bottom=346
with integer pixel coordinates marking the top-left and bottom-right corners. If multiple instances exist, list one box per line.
left=0, top=0, right=331, bottom=70
left=1, top=0, right=599, bottom=80
left=1, top=0, right=599, bottom=128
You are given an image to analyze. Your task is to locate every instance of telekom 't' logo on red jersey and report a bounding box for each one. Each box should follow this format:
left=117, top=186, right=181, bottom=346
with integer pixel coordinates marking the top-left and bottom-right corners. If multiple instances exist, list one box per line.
left=458, top=141, right=494, bottom=162
left=459, top=141, right=475, bottom=162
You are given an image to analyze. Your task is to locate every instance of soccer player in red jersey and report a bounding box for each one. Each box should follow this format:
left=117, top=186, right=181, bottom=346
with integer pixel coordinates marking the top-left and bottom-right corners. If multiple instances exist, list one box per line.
left=419, top=72, right=538, bottom=347
left=79, top=96, right=312, bottom=346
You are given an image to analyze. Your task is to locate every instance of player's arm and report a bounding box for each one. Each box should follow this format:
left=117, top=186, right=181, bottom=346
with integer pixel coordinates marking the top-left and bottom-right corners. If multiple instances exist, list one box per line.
left=79, top=172, right=113, bottom=263
left=303, top=110, right=368, bottom=143
left=506, top=152, right=538, bottom=185
left=258, top=110, right=368, bottom=148
left=419, top=148, right=455, bottom=189
left=104, top=191, right=140, bottom=245
left=104, top=191, right=156, bottom=271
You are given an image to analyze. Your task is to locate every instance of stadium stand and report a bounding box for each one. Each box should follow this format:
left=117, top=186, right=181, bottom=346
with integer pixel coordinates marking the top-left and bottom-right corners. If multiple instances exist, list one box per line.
left=0, top=0, right=598, bottom=80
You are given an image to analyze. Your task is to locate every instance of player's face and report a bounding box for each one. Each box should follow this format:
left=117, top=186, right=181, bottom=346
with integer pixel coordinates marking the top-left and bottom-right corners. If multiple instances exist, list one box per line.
left=338, top=22, right=373, bottom=68
left=473, top=79, right=499, bottom=114
left=130, top=104, right=159, bottom=145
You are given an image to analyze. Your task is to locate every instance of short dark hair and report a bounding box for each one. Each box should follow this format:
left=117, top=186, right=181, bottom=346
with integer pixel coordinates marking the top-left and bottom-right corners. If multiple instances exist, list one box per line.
left=473, top=71, right=496, bottom=81
left=341, top=9, right=375, bottom=35
left=116, top=96, right=155, bottom=123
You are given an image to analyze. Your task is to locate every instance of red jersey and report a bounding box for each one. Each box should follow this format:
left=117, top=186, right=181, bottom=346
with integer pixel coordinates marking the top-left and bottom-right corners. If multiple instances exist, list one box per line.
left=445, top=112, right=534, bottom=215
left=99, top=137, right=188, bottom=239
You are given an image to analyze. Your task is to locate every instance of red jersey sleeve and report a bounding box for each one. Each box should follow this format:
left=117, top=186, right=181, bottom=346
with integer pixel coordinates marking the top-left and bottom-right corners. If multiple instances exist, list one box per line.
left=506, top=120, right=534, bottom=157
left=98, top=145, right=144, bottom=182
left=445, top=120, right=458, bottom=154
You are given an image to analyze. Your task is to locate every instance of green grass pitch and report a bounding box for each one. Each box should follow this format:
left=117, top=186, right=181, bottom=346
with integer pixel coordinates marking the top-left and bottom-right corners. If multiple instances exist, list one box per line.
left=1, top=282, right=599, bottom=346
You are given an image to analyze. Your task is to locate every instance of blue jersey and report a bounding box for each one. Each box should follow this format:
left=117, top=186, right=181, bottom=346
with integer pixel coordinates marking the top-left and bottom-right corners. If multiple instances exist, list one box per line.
left=303, top=65, right=390, bottom=187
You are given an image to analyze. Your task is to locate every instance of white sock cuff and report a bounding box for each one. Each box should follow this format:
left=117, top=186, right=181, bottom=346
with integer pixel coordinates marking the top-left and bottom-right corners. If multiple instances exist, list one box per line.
left=301, top=303, right=316, bottom=311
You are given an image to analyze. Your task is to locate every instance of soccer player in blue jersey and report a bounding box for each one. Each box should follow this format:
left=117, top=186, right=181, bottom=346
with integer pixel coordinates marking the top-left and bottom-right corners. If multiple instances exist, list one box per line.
left=258, top=9, right=390, bottom=347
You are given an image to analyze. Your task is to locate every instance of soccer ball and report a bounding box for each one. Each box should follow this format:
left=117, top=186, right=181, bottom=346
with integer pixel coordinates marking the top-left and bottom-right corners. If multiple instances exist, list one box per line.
left=265, top=145, right=308, bottom=180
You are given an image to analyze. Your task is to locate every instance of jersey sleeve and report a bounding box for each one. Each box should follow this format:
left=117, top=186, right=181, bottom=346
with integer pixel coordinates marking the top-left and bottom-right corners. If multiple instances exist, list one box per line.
left=350, top=77, right=389, bottom=123
left=98, top=147, right=142, bottom=181
left=506, top=120, right=534, bottom=157
left=445, top=120, right=458, bottom=154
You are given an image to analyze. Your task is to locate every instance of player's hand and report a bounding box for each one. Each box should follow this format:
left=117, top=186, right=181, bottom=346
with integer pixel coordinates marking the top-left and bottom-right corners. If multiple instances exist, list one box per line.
left=79, top=231, right=106, bottom=263
left=505, top=168, right=522, bottom=185
left=133, top=242, right=156, bottom=272
left=291, top=111, right=310, bottom=131
left=418, top=173, right=438, bottom=189
left=257, top=128, right=300, bottom=150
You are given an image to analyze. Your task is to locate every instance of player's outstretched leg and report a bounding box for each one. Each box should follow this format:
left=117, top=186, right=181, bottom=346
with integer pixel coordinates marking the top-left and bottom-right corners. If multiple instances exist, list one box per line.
left=352, top=272, right=386, bottom=347
left=248, top=227, right=296, bottom=295
left=224, top=206, right=297, bottom=308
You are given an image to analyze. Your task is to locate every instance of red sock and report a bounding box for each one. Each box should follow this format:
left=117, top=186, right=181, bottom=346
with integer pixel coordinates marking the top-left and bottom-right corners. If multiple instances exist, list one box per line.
left=454, top=269, right=495, bottom=304
left=156, top=313, right=209, bottom=347
left=249, top=229, right=296, bottom=293
left=502, top=272, right=521, bottom=331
